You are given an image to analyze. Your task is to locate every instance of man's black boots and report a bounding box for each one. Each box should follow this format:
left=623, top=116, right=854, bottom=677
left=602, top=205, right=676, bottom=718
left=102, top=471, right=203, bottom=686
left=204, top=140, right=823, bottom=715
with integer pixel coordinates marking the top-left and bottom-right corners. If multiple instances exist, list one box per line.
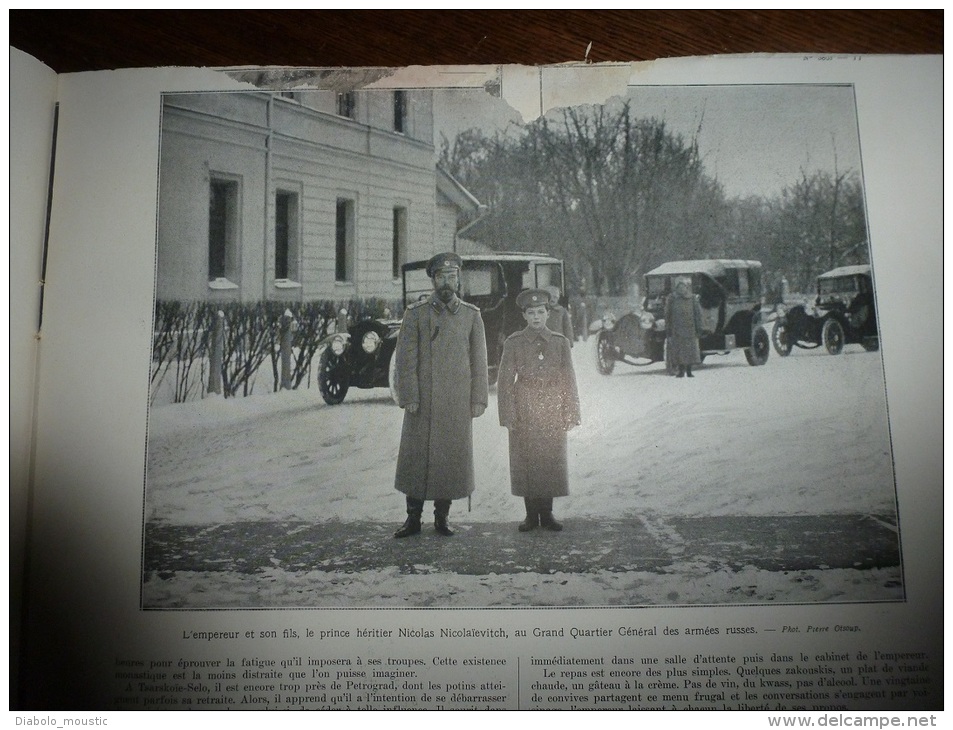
left=519, top=498, right=539, bottom=532
left=394, top=497, right=424, bottom=538
left=434, top=499, right=454, bottom=536
left=538, top=498, right=563, bottom=532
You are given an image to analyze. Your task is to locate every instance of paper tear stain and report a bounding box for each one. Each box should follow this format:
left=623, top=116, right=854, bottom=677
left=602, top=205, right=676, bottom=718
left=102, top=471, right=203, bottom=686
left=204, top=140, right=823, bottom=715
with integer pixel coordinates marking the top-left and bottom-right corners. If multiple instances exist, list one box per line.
left=225, top=66, right=396, bottom=91
left=223, top=62, right=636, bottom=125
left=536, top=64, right=634, bottom=119
left=499, top=63, right=634, bottom=123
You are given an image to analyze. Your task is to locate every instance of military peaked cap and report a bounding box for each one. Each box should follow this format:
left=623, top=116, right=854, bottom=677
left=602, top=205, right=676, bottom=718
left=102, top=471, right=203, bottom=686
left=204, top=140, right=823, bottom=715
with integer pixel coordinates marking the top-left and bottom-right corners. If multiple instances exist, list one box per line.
left=516, top=288, right=552, bottom=310
left=426, top=252, right=463, bottom=278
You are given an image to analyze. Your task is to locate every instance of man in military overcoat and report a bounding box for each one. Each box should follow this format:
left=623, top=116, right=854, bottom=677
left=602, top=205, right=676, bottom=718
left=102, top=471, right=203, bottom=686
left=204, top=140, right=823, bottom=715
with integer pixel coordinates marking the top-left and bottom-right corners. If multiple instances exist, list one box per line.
left=498, top=288, right=581, bottom=532
left=545, top=285, right=575, bottom=346
left=392, top=252, right=489, bottom=538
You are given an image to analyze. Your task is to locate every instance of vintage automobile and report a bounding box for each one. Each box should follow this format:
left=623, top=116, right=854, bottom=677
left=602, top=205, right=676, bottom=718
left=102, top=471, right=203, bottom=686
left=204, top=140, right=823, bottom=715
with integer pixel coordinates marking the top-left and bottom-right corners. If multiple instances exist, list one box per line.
left=316, top=309, right=402, bottom=405
left=316, top=251, right=565, bottom=404
left=771, top=264, right=878, bottom=356
left=593, top=258, right=771, bottom=375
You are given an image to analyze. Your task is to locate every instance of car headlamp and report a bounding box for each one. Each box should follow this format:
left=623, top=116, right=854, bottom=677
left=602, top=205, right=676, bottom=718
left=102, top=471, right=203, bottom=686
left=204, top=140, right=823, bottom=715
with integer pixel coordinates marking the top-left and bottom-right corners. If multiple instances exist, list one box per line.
left=639, top=312, right=655, bottom=330
left=361, top=331, right=381, bottom=354
left=602, top=313, right=616, bottom=331
left=330, top=335, right=347, bottom=356
left=654, top=318, right=666, bottom=331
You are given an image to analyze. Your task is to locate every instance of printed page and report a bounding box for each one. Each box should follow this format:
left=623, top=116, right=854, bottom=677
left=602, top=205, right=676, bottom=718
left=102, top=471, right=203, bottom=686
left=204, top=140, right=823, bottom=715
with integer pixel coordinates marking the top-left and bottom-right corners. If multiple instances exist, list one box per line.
left=19, top=55, right=942, bottom=715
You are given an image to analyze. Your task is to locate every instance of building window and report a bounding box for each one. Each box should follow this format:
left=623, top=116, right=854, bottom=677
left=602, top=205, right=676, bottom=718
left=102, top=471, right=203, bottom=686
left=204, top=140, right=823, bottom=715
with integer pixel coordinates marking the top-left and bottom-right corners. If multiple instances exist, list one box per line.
left=335, top=198, right=355, bottom=283
left=275, top=190, right=299, bottom=281
left=280, top=90, right=297, bottom=101
left=394, top=90, right=407, bottom=133
left=209, top=178, right=239, bottom=282
left=337, top=91, right=356, bottom=119
left=392, top=206, right=407, bottom=279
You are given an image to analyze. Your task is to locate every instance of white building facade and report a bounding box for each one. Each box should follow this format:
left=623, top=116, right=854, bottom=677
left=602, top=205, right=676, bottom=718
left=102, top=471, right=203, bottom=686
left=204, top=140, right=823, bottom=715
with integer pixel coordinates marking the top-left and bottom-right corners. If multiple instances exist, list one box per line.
left=156, top=89, right=479, bottom=303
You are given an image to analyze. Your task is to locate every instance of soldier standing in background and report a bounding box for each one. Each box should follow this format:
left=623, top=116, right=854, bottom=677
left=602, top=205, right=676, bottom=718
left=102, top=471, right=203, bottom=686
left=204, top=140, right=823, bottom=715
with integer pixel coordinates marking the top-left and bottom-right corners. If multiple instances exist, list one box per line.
left=546, top=285, right=575, bottom=346
left=498, top=288, right=581, bottom=532
left=392, top=253, right=489, bottom=538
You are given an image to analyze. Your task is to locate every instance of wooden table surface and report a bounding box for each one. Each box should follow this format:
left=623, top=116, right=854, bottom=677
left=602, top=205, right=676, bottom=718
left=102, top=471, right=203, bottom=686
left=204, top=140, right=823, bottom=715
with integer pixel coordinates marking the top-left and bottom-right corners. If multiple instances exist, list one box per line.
left=10, top=10, right=941, bottom=73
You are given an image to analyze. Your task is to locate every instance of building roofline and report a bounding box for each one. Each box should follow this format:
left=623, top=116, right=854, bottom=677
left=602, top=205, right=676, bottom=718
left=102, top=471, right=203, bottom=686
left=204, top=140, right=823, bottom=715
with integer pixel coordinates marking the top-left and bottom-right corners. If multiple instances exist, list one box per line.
left=435, top=165, right=485, bottom=217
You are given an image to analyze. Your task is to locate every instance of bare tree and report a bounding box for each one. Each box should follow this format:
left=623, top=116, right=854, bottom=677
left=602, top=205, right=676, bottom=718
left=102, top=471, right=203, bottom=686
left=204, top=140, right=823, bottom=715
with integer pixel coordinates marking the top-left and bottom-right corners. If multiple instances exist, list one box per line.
left=444, top=104, right=728, bottom=295
left=443, top=105, right=866, bottom=298
left=151, top=301, right=213, bottom=405
left=772, top=168, right=867, bottom=290
left=220, top=302, right=271, bottom=398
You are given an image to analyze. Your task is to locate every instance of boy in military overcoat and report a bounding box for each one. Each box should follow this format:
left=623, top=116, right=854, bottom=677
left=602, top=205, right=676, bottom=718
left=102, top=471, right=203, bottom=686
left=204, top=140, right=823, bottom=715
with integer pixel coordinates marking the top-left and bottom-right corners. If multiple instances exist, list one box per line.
left=497, top=288, right=581, bottom=532
left=392, top=253, right=489, bottom=538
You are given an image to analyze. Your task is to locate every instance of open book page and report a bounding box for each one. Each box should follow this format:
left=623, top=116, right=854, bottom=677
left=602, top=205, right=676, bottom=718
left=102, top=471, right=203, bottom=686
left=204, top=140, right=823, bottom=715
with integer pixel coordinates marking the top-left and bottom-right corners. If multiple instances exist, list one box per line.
left=18, top=54, right=941, bottom=714
left=10, top=46, right=59, bottom=701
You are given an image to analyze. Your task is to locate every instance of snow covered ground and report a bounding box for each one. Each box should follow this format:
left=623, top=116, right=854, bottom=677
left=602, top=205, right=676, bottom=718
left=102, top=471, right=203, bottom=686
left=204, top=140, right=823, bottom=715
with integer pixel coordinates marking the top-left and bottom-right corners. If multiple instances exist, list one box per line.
left=143, top=338, right=901, bottom=608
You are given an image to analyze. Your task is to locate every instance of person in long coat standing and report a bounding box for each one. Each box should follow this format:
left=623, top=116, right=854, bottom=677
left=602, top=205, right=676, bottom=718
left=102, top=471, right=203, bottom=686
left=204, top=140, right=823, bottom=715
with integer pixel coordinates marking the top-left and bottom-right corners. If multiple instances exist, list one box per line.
left=393, top=252, right=489, bottom=538
left=497, top=289, right=581, bottom=532
left=545, top=285, right=575, bottom=346
left=664, top=277, right=703, bottom=378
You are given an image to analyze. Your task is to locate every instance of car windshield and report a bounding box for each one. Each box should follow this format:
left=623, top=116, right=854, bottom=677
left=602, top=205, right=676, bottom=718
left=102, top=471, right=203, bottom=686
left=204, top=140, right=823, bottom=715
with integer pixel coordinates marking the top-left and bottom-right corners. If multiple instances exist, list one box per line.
left=404, top=260, right=507, bottom=306
left=404, top=267, right=433, bottom=305
left=644, top=276, right=671, bottom=298
left=818, top=276, right=858, bottom=296
left=714, top=268, right=761, bottom=298
left=534, top=263, right=562, bottom=290
left=461, top=261, right=503, bottom=298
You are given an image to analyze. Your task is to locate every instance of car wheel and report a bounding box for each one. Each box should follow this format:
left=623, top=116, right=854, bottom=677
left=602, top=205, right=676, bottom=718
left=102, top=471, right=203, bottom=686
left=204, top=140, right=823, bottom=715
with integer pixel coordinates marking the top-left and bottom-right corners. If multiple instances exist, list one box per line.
left=387, top=351, right=399, bottom=405
left=821, top=318, right=845, bottom=355
left=745, top=326, right=770, bottom=366
left=771, top=319, right=793, bottom=356
left=861, top=338, right=880, bottom=352
left=318, top=347, right=350, bottom=404
left=595, top=331, right=616, bottom=375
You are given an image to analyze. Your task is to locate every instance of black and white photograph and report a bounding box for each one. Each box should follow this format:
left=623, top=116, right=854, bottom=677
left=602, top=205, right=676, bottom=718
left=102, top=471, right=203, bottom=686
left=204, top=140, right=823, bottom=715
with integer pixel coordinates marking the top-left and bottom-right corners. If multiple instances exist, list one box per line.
left=14, top=39, right=940, bottom=712
left=141, top=73, right=901, bottom=609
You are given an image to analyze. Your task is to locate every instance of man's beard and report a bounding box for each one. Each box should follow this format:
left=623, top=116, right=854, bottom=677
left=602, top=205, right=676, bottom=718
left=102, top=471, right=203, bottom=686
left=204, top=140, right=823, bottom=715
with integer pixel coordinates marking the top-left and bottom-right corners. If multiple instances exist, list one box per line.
left=437, top=285, right=456, bottom=302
